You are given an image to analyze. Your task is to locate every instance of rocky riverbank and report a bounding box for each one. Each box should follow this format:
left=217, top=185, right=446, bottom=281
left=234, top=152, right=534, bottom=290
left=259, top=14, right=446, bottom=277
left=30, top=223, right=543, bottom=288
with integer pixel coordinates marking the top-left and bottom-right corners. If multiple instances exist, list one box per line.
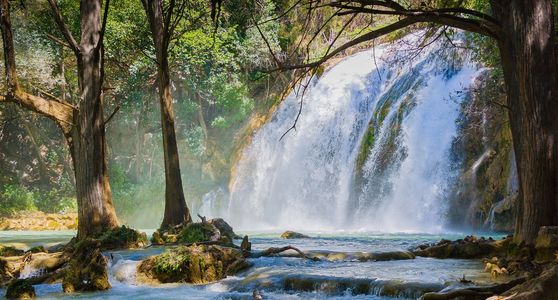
left=0, top=212, right=77, bottom=231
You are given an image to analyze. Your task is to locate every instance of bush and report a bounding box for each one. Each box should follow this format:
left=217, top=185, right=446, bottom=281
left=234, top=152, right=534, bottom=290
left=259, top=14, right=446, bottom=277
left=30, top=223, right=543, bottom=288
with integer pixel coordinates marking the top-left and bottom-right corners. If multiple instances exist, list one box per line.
left=0, top=184, right=36, bottom=217
left=34, top=188, right=77, bottom=213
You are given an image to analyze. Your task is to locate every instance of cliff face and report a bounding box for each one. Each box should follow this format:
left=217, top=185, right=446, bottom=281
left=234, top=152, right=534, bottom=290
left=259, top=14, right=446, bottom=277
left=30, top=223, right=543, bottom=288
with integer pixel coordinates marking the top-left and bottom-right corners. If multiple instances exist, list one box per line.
left=447, top=71, right=518, bottom=232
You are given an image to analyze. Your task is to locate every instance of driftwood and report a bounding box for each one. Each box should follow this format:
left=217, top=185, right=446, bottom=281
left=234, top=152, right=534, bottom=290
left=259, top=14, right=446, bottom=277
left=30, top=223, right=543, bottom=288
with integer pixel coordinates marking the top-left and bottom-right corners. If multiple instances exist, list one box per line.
left=252, top=246, right=319, bottom=261
left=421, top=277, right=527, bottom=300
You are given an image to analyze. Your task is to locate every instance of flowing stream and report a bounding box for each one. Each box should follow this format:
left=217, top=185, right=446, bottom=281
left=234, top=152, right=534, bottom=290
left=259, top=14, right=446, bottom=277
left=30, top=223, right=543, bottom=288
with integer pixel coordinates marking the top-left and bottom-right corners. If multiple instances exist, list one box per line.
left=1, top=231, right=507, bottom=299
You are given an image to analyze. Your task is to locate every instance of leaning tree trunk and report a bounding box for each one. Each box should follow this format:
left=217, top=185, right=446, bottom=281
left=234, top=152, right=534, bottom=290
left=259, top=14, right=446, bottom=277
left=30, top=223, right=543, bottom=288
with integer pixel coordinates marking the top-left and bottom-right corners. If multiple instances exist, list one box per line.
left=142, top=0, right=192, bottom=229
left=70, top=0, right=119, bottom=238
left=492, top=0, right=558, bottom=244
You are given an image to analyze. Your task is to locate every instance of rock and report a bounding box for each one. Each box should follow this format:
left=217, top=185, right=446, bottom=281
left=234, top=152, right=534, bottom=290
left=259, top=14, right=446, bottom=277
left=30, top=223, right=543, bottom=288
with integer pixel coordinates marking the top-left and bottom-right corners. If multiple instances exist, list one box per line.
left=207, top=218, right=241, bottom=240
left=491, top=266, right=558, bottom=300
left=151, top=231, right=165, bottom=245
left=0, top=246, right=24, bottom=257
left=137, top=244, right=251, bottom=284
left=281, top=231, right=310, bottom=239
left=62, top=239, right=111, bottom=293
left=178, top=222, right=221, bottom=243
left=241, top=235, right=251, bottom=252
left=413, top=235, right=498, bottom=259
left=5, top=279, right=35, bottom=299
left=0, top=212, right=78, bottom=231
left=45, top=243, right=66, bottom=253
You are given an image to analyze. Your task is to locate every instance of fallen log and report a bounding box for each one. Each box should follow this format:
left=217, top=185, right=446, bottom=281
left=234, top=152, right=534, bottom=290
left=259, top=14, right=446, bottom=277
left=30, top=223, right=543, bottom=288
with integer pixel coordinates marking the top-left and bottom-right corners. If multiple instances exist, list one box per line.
left=252, top=246, right=319, bottom=261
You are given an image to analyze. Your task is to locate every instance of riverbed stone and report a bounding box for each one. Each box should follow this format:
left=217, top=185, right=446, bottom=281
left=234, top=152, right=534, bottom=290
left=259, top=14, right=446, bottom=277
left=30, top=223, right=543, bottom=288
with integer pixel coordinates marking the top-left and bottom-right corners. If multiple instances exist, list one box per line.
left=413, top=235, right=498, bottom=259
left=281, top=231, right=310, bottom=239
left=137, top=244, right=251, bottom=284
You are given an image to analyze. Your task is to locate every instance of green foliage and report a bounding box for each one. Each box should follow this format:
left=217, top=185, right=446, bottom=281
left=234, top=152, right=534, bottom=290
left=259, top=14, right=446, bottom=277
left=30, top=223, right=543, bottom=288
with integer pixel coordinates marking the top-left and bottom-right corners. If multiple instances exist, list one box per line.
left=0, top=184, right=37, bottom=216
left=153, top=249, right=191, bottom=277
left=178, top=223, right=216, bottom=243
left=34, top=187, right=77, bottom=214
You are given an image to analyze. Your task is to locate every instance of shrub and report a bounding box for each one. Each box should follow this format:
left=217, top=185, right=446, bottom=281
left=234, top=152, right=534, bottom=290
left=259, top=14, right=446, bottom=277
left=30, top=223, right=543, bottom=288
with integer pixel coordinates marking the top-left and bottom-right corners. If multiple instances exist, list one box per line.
left=0, top=184, right=36, bottom=217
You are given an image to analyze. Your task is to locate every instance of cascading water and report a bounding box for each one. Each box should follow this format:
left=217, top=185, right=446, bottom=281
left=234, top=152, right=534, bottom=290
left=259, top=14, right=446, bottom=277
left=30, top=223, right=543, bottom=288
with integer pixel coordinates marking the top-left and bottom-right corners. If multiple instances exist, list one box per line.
left=204, top=34, right=483, bottom=232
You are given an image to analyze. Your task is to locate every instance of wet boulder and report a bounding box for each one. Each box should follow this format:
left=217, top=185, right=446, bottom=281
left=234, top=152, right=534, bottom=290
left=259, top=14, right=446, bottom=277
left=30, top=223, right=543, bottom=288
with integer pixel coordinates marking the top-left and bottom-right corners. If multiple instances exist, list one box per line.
left=413, top=236, right=497, bottom=259
left=281, top=231, right=310, bottom=239
left=137, top=244, right=252, bottom=284
left=5, top=279, right=35, bottom=299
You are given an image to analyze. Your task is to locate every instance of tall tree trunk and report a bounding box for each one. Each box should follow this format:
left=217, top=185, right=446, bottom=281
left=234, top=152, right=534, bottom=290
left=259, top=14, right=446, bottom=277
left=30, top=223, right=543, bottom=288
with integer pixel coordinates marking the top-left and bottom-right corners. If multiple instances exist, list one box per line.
left=492, top=0, right=558, bottom=244
left=142, top=0, right=192, bottom=229
left=157, top=54, right=192, bottom=227
left=71, top=0, right=120, bottom=238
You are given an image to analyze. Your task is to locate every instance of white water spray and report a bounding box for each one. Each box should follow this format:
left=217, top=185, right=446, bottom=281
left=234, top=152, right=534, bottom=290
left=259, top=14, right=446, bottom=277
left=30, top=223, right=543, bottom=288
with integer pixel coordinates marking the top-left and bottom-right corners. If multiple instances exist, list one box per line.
left=206, top=34, right=482, bottom=232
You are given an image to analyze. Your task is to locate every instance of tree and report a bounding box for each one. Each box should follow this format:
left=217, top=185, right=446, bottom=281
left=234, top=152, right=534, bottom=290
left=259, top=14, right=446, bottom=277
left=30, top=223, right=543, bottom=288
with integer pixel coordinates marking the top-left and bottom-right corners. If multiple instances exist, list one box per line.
left=266, top=0, right=557, bottom=244
left=141, top=0, right=193, bottom=228
left=0, top=0, right=120, bottom=238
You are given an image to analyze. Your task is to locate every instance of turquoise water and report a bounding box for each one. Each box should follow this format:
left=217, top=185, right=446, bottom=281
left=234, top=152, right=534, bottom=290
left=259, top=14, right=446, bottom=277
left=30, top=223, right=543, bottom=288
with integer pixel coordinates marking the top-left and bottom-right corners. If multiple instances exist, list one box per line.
left=1, top=231, right=508, bottom=299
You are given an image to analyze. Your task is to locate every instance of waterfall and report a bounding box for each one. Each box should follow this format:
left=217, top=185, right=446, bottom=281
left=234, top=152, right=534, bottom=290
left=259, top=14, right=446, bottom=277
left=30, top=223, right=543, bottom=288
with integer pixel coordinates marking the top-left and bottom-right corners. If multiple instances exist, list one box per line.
left=211, top=34, right=482, bottom=232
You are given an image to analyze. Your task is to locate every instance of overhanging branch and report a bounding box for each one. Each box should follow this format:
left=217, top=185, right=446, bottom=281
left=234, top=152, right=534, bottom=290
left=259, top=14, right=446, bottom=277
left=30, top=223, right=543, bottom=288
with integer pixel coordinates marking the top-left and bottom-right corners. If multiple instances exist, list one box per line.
left=47, top=0, right=80, bottom=55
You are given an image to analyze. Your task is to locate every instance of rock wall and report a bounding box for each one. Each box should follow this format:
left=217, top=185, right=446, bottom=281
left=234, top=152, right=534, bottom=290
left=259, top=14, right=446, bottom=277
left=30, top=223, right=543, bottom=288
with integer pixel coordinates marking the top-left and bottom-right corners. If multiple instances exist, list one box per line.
left=447, top=71, right=517, bottom=232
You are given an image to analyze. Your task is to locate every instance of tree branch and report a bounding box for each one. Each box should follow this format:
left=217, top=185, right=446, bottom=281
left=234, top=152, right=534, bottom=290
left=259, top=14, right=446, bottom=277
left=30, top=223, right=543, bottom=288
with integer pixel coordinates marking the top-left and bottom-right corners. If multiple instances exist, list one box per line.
left=46, top=0, right=80, bottom=54
left=97, top=0, right=110, bottom=50
left=1, top=0, right=74, bottom=135
left=269, top=16, right=420, bottom=71
left=45, top=33, right=70, bottom=48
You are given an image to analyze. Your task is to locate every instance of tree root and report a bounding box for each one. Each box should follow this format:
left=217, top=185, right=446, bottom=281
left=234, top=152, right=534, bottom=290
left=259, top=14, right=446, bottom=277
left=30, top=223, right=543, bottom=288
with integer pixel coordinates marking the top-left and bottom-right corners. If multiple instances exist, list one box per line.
left=420, top=277, right=527, bottom=300
left=252, top=246, right=319, bottom=261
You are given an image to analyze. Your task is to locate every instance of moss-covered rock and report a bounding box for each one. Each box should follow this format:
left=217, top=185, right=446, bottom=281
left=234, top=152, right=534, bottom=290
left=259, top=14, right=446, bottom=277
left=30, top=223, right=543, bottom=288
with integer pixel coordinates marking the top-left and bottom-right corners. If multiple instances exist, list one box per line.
left=151, top=231, right=165, bottom=245
left=178, top=222, right=220, bottom=243
left=5, top=279, right=35, bottom=299
left=95, top=226, right=148, bottom=250
left=281, top=231, right=310, bottom=239
left=62, top=239, right=111, bottom=293
left=26, top=246, right=46, bottom=254
left=137, top=244, right=251, bottom=284
left=0, top=246, right=24, bottom=257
